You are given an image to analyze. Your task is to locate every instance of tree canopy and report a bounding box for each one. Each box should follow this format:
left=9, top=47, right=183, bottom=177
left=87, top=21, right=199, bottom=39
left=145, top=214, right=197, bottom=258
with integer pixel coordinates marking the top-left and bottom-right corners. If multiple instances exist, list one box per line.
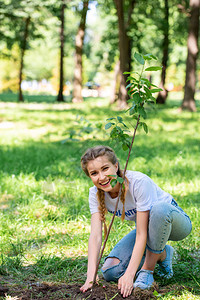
left=0, top=0, right=199, bottom=109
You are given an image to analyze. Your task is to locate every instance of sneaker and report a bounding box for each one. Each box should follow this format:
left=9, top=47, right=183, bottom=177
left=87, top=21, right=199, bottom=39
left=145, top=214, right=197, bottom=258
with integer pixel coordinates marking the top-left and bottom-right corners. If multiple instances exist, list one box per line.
left=157, top=245, right=174, bottom=279
left=133, top=269, right=154, bottom=289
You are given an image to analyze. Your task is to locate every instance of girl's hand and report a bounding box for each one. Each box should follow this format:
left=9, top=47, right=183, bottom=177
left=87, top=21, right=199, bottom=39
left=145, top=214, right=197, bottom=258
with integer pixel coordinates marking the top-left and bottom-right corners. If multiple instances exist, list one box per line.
left=80, top=275, right=99, bottom=293
left=118, top=272, right=133, bottom=298
left=80, top=279, right=93, bottom=292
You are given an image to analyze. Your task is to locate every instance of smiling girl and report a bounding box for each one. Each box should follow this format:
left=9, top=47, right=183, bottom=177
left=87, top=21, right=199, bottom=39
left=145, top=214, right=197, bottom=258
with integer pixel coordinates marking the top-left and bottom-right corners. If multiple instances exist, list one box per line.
left=80, top=145, right=192, bottom=298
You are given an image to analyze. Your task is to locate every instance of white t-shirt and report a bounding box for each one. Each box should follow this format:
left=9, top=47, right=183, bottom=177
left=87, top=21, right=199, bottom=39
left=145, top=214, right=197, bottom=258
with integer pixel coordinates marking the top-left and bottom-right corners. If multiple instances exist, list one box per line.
left=89, top=170, right=173, bottom=222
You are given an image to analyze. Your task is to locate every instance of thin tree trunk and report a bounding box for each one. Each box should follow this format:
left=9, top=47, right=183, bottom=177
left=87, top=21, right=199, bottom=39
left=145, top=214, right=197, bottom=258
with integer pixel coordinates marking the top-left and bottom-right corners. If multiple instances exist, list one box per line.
left=181, top=0, right=200, bottom=111
left=72, top=1, right=89, bottom=103
left=18, top=16, right=30, bottom=102
left=114, top=0, right=135, bottom=106
left=57, top=0, right=65, bottom=102
left=157, top=0, right=169, bottom=104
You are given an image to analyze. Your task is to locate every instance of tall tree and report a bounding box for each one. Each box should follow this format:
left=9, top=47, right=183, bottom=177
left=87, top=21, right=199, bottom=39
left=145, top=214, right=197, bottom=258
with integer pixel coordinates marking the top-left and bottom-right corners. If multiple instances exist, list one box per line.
left=181, top=0, right=200, bottom=111
left=114, top=0, right=136, bottom=105
left=57, top=0, right=66, bottom=102
left=110, top=60, right=120, bottom=104
left=0, top=0, right=47, bottom=101
left=19, top=16, right=31, bottom=102
left=72, top=0, right=89, bottom=103
left=156, top=0, right=169, bottom=104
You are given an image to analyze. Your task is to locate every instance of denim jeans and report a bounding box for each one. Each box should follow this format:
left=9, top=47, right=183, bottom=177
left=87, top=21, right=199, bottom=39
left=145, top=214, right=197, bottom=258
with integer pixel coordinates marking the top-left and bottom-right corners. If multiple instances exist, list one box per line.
left=101, top=199, right=192, bottom=282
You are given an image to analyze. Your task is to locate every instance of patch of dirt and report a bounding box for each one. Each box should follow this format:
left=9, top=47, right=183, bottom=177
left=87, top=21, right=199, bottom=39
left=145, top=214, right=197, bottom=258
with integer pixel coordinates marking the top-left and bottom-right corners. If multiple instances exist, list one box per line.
left=0, top=281, right=187, bottom=300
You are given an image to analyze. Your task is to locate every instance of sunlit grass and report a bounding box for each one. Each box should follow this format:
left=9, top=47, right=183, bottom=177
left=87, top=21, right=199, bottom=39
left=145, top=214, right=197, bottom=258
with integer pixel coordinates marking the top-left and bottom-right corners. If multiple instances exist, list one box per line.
left=0, top=94, right=199, bottom=298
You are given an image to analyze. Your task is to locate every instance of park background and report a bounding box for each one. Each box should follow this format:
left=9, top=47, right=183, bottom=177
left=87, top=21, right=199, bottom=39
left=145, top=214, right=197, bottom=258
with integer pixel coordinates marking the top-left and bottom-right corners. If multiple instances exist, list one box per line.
left=0, top=0, right=200, bottom=299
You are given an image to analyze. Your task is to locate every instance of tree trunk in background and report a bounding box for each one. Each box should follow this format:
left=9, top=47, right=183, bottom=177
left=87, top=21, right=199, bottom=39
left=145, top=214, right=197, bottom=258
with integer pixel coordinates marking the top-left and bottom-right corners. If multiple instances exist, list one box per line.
left=110, top=60, right=120, bottom=104
left=114, top=0, right=135, bottom=106
left=157, top=0, right=169, bottom=104
left=181, top=0, right=200, bottom=111
left=18, top=16, right=30, bottom=102
left=57, top=0, right=65, bottom=102
left=72, top=0, right=89, bottom=103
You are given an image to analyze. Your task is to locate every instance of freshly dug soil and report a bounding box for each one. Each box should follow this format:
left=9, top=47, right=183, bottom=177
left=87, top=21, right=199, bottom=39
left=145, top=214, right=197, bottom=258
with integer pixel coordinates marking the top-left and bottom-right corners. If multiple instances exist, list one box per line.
left=0, top=281, right=186, bottom=299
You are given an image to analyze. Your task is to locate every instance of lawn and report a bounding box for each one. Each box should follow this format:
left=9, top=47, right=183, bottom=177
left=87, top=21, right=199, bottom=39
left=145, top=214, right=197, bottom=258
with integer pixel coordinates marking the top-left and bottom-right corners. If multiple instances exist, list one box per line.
left=0, top=93, right=199, bottom=299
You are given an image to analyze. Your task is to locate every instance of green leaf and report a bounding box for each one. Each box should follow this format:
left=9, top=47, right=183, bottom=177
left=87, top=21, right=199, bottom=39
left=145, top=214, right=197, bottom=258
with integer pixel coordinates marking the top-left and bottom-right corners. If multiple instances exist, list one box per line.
left=128, top=89, right=134, bottom=97
left=150, top=54, right=157, bottom=60
left=116, top=176, right=124, bottom=184
left=110, top=127, right=118, bottom=138
left=105, top=122, right=114, bottom=130
left=143, top=53, right=157, bottom=61
left=134, top=52, right=145, bottom=65
left=132, top=92, right=141, bottom=103
left=127, top=76, right=138, bottom=82
left=125, top=83, right=132, bottom=89
left=115, top=125, right=122, bottom=132
left=108, top=174, right=117, bottom=178
left=145, top=66, right=162, bottom=71
left=141, top=77, right=151, bottom=87
left=117, top=116, right=123, bottom=123
left=147, top=96, right=156, bottom=104
left=106, top=117, right=116, bottom=121
left=110, top=179, right=118, bottom=188
left=121, top=122, right=128, bottom=128
left=150, top=88, right=163, bottom=93
left=143, top=123, right=148, bottom=134
left=150, top=82, right=159, bottom=88
left=138, top=106, right=147, bottom=119
left=143, top=54, right=152, bottom=61
left=144, top=86, right=152, bottom=98
left=125, top=72, right=139, bottom=76
left=122, top=143, right=129, bottom=151
left=129, top=106, right=136, bottom=115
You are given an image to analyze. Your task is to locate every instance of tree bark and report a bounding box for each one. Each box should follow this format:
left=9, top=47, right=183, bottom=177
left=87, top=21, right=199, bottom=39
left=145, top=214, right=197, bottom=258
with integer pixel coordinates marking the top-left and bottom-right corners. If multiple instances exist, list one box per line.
left=110, top=60, right=120, bottom=104
left=72, top=1, right=89, bottom=103
left=114, top=0, right=136, bottom=106
left=157, top=0, right=169, bottom=104
left=181, top=0, right=200, bottom=111
left=57, top=0, right=65, bottom=102
left=18, top=16, right=30, bottom=102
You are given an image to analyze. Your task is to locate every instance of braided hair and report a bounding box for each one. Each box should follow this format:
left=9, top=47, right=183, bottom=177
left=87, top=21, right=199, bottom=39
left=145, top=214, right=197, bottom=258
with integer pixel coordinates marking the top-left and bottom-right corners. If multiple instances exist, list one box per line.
left=81, top=145, right=129, bottom=237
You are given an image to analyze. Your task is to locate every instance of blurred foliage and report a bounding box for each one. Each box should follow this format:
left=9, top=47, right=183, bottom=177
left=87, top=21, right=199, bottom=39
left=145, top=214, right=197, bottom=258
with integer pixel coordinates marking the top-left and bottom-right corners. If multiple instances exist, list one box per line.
left=0, top=0, right=199, bottom=93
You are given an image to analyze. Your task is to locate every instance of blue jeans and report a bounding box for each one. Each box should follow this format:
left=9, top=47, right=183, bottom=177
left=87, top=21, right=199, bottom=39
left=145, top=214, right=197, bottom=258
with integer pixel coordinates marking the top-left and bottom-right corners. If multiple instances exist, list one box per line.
left=101, top=199, right=192, bottom=281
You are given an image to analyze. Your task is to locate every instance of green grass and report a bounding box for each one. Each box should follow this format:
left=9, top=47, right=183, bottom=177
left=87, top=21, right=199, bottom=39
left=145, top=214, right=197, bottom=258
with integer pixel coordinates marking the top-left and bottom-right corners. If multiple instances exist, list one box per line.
left=0, top=93, right=199, bottom=299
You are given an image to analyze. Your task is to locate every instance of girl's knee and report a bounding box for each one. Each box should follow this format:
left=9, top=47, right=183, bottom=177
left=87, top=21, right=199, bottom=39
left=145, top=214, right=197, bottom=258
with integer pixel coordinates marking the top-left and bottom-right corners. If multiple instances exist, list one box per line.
left=101, top=257, right=120, bottom=271
left=101, top=257, right=123, bottom=282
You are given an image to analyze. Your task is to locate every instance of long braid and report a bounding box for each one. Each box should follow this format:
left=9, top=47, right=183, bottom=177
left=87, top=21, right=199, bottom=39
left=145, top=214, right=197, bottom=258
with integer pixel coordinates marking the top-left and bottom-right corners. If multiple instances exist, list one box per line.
left=96, top=188, right=107, bottom=238
left=118, top=169, right=129, bottom=221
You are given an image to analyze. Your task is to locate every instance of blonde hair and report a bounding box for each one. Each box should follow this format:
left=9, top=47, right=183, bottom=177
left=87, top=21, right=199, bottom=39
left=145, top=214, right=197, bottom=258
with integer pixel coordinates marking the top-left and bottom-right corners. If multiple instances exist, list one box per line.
left=81, top=145, right=129, bottom=237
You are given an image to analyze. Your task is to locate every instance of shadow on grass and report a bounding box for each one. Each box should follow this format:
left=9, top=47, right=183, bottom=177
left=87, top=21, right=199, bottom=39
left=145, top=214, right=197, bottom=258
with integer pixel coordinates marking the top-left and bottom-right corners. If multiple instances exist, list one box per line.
left=0, top=134, right=199, bottom=180
left=0, top=93, right=72, bottom=103
left=0, top=92, right=106, bottom=105
left=0, top=140, right=104, bottom=178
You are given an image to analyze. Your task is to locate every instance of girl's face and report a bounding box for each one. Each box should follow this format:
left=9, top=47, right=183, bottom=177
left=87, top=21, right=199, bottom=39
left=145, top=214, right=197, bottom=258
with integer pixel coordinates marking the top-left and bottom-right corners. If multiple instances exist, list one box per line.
left=87, top=155, right=119, bottom=195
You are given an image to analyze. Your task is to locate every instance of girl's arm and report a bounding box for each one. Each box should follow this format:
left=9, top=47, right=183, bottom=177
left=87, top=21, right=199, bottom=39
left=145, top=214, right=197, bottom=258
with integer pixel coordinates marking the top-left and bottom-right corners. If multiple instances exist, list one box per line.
left=118, top=211, right=149, bottom=298
left=80, top=212, right=102, bottom=292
